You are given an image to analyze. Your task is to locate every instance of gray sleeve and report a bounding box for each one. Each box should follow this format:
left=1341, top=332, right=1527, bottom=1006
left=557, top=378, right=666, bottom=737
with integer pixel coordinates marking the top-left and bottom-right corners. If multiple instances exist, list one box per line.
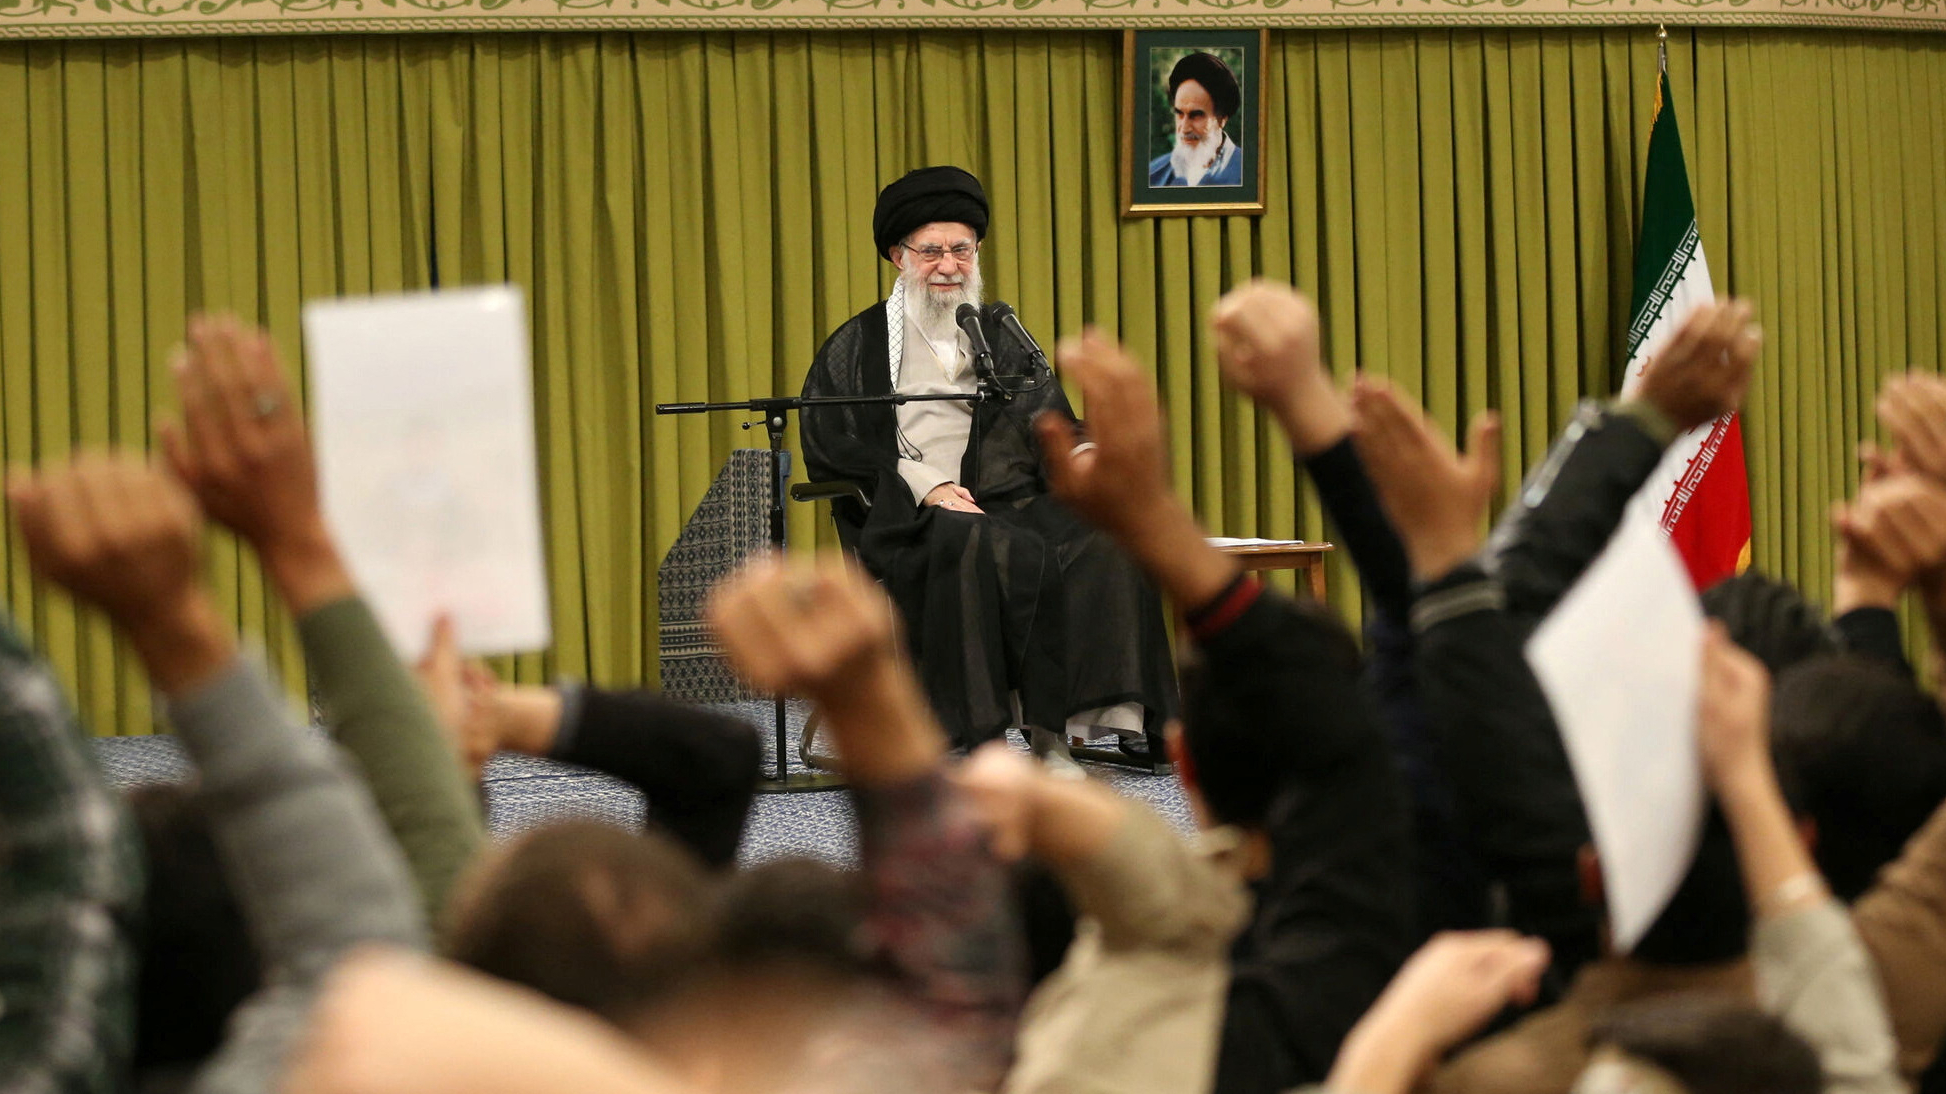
left=1752, top=899, right=1903, bottom=1094
left=163, top=658, right=428, bottom=1094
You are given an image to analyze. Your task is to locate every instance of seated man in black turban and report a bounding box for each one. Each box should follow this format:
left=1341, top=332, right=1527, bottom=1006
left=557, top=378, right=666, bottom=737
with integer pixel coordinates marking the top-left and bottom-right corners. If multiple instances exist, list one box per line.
left=1149, top=51, right=1244, bottom=188
left=798, top=165, right=1179, bottom=768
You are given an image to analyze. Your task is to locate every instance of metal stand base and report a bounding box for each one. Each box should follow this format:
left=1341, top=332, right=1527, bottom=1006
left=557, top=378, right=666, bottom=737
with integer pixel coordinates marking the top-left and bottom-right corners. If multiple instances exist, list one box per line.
left=1071, top=744, right=1173, bottom=776
left=755, top=771, right=851, bottom=794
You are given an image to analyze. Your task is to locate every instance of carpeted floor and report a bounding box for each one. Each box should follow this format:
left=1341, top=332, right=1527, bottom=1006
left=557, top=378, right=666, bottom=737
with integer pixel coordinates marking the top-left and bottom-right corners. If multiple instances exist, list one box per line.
left=92, top=699, right=1194, bottom=868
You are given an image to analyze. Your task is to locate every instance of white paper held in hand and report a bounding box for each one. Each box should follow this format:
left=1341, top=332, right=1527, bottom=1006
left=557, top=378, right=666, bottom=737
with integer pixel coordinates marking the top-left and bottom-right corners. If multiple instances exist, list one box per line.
left=1524, top=510, right=1706, bottom=953
left=302, top=286, right=551, bottom=660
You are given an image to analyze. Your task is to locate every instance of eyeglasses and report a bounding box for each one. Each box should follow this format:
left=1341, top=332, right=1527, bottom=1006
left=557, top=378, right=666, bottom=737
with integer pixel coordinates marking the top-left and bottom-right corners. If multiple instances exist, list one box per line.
left=902, top=241, right=979, bottom=265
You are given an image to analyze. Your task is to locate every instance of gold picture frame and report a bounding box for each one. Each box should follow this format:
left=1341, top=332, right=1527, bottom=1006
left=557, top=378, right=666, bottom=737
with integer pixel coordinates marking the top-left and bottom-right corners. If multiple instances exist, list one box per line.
left=1121, top=28, right=1269, bottom=218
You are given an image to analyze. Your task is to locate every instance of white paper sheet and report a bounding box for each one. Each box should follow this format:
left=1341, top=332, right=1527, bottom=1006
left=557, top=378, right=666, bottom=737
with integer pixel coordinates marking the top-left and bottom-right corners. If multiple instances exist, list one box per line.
left=1205, top=537, right=1307, bottom=547
left=302, top=286, right=551, bottom=660
left=1524, top=510, right=1706, bottom=953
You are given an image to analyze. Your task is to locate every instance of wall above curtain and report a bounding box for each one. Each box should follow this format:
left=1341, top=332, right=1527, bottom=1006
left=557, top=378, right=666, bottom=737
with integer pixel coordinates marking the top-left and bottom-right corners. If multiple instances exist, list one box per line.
left=2, top=0, right=1940, bottom=40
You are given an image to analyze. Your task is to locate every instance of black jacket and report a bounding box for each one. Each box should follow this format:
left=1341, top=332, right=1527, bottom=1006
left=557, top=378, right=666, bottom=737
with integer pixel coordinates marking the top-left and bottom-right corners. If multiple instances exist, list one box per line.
left=1195, top=583, right=1418, bottom=1094
left=1410, top=400, right=1676, bottom=982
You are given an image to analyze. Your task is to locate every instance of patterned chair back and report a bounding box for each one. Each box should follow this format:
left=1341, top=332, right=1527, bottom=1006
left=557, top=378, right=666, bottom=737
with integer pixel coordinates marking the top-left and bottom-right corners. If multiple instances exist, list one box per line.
left=657, top=448, right=789, bottom=703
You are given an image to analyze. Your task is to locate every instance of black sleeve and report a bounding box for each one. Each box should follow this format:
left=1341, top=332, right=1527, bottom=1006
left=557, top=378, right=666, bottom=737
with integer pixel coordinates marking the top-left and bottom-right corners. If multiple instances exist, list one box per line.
left=1833, top=606, right=1914, bottom=679
left=800, top=314, right=905, bottom=526
left=1191, top=586, right=1418, bottom=1092
left=549, top=686, right=761, bottom=869
left=1481, top=403, right=1668, bottom=626
left=1211, top=759, right=1421, bottom=1094
left=1301, top=437, right=1415, bottom=624
left=1411, top=564, right=1602, bottom=978
left=1304, top=437, right=1493, bottom=936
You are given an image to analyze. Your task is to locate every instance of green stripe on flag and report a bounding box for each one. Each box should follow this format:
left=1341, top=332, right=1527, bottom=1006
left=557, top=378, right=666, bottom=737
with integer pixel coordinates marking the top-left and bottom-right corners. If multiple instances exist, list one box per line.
left=1625, top=70, right=1700, bottom=361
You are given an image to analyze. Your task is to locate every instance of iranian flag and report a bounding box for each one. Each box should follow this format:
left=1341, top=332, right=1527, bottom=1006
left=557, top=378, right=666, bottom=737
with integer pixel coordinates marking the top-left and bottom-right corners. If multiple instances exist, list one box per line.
left=1618, top=50, right=1752, bottom=591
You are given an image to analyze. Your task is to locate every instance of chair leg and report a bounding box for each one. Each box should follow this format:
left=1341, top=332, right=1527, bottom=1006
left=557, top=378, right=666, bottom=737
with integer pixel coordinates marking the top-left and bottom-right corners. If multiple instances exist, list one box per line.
left=799, top=709, right=842, bottom=772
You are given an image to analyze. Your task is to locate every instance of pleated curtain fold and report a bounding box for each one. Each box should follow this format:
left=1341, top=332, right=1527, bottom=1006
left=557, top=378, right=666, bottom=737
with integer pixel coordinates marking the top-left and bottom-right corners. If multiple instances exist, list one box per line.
left=1, top=29, right=1940, bottom=734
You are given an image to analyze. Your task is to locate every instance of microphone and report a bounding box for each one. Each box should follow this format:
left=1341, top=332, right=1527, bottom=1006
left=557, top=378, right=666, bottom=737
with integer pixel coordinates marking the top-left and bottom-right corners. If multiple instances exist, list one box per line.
left=989, top=303, right=1050, bottom=375
left=955, top=303, right=1007, bottom=400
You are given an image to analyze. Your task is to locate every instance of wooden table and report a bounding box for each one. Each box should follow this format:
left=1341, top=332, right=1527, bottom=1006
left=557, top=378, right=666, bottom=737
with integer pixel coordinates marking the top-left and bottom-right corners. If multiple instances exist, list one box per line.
left=1213, top=541, right=1335, bottom=601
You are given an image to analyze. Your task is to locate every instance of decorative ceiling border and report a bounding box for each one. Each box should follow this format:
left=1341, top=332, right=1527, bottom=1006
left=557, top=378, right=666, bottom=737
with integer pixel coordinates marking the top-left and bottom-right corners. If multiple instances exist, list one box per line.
left=1, top=0, right=1940, bottom=38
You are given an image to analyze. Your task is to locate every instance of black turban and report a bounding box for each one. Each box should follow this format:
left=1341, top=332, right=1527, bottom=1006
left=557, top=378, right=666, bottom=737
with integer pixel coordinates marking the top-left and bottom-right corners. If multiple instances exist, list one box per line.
left=872, top=166, right=989, bottom=262
left=1168, top=52, right=1242, bottom=121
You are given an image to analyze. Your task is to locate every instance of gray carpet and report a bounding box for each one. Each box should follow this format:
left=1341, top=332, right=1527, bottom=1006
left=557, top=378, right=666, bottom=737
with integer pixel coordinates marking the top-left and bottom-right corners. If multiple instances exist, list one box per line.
left=92, top=699, right=1194, bottom=868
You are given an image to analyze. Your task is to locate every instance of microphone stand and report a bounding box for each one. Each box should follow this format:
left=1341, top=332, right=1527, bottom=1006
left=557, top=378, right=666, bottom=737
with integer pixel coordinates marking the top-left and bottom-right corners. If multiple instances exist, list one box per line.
left=655, top=382, right=1007, bottom=793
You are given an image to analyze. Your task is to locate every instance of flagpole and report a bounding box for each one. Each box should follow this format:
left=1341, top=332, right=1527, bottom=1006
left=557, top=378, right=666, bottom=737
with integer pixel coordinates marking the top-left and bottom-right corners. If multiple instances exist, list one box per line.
left=1656, top=23, right=1668, bottom=75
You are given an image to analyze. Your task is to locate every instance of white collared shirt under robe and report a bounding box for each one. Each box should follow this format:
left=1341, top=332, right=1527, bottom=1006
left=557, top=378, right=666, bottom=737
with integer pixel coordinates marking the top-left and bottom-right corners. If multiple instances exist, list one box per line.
left=893, top=310, right=977, bottom=507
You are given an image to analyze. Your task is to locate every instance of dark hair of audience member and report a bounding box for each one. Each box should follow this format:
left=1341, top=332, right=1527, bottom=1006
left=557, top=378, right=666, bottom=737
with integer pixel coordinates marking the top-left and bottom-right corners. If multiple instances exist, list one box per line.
left=128, top=785, right=261, bottom=1073
left=1590, top=996, right=1822, bottom=1094
left=1772, top=653, right=1946, bottom=900
left=1628, top=810, right=1749, bottom=966
left=1177, top=597, right=1370, bottom=827
left=446, top=820, right=715, bottom=1026
left=1698, top=571, right=1836, bottom=677
left=710, top=856, right=871, bottom=982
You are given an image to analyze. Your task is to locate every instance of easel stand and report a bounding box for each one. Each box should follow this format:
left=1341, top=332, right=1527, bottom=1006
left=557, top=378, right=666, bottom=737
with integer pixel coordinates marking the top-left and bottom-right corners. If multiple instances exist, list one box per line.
left=655, top=386, right=1000, bottom=793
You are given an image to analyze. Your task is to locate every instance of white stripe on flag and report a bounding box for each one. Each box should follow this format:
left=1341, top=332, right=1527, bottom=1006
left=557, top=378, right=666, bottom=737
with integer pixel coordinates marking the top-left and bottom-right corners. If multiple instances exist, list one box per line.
left=1619, top=229, right=1727, bottom=532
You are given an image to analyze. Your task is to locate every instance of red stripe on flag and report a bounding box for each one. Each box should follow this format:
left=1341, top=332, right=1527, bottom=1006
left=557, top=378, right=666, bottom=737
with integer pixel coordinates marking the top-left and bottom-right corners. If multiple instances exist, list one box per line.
left=1665, top=413, right=1752, bottom=590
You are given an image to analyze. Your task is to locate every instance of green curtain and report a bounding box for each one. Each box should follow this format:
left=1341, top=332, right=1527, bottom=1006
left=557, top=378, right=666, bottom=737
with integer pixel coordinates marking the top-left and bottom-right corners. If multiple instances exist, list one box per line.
left=2, top=28, right=1943, bottom=736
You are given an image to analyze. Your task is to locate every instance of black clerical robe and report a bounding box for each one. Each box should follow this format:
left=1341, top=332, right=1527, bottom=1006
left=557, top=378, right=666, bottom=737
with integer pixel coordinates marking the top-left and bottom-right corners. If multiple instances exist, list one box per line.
left=800, top=300, right=1179, bottom=749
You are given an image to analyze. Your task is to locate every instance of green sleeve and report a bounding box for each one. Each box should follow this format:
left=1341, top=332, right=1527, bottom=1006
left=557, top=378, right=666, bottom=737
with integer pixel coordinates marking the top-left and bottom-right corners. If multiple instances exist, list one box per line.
left=297, top=596, right=485, bottom=938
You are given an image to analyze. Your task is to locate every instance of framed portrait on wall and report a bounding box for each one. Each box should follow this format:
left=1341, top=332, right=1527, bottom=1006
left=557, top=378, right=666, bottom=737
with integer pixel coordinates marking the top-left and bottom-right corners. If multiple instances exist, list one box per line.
left=1121, top=29, right=1268, bottom=217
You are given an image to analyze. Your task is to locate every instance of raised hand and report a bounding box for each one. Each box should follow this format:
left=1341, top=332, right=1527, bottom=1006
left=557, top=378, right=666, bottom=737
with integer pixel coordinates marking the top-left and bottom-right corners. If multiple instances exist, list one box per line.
left=1832, top=473, right=1946, bottom=610
left=1035, top=329, right=1238, bottom=610
left=706, top=554, right=900, bottom=700
left=1327, top=931, right=1552, bottom=1094
left=1696, top=623, right=1774, bottom=798
left=1695, top=624, right=1831, bottom=923
left=1875, top=372, right=1946, bottom=485
left=1210, top=281, right=1348, bottom=456
left=954, top=741, right=1043, bottom=863
left=1633, top=299, right=1762, bottom=433
left=1036, top=330, right=1172, bottom=542
left=412, top=615, right=501, bottom=778
left=7, top=455, right=233, bottom=692
left=1350, top=377, right=1501, bottom=582
left=707, top=554, right=940, bottom=782
left=161, top=314, right=353, bottom=613
left=10, top=455, right=202, bottom=629
left=162, top=315, right=320, bottom=547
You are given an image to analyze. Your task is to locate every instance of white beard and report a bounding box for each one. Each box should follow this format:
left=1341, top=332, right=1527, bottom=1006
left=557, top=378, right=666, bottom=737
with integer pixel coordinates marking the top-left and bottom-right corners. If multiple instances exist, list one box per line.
left=902, top=259, right=983, bottom=341
left=1170, top=130, right=1226, bottom=185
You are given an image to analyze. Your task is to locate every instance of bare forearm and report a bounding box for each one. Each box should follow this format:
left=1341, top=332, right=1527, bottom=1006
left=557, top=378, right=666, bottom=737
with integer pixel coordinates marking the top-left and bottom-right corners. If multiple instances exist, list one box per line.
left=487, top=686, right=566, bottom=756
left=1327, top=1022, right=1435, bottom=1094
left=1270, top=384, right=1354, bottom=460
left=122, top=594, right=239, bottom=697
left=1023, top=778, right=1129, bottom=868
left=1718, top=765, right=1825, bottom=916
left=1834, top=569, right=1901, bottom=616
left=1118, top=500, right=1242, bottom=612
left=259, top=521, right=358, bottom=617
left=813, top=660, right=948, bottom=785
